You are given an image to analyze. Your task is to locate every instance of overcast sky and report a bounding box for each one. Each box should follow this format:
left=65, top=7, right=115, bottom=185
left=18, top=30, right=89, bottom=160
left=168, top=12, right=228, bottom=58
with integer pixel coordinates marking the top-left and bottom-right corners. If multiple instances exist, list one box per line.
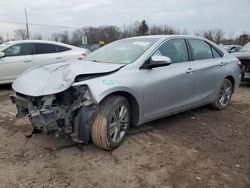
left=0, top=0, right=250, bottom=39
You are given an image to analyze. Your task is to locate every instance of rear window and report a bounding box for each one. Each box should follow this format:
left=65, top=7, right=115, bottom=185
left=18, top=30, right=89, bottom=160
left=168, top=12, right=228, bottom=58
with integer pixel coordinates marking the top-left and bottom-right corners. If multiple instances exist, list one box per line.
left=34, top=43, right=57, bottom=54
left=189, top=39, right=213, bottom=60
left=55, top=45, right=71, bottom=52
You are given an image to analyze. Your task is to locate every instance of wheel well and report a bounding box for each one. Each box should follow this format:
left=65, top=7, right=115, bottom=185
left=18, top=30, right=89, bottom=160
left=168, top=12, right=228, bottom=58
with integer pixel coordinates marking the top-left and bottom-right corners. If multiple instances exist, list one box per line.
left=101, top=91, right=140, bottom=126
left=225, top=76, right=235, bottom=91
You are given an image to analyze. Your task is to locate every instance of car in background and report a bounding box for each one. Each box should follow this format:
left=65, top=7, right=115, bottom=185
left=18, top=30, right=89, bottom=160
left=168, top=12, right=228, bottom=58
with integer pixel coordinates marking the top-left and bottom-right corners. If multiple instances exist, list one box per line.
left=0, top=40, right=90, bottom=84
left=85, top=44, right=101, bottom=52
left=222, top=45, right=242, bottom=53
left=10, top=35, right=241, bottom=150
left=231, top=42, right=250, bottom=81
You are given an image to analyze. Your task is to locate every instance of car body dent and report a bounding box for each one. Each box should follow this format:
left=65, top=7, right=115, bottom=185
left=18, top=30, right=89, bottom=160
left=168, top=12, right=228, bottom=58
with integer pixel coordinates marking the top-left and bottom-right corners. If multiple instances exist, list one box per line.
left=73, top=70, right=144, bottom=124
left=12, top=61, right=124, bottom=96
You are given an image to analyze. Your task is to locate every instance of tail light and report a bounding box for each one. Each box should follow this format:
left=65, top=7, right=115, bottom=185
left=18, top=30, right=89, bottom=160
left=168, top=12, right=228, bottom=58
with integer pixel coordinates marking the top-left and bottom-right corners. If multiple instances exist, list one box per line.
left=236, top=60, right=242, bottom=68
left=81, top=52, right=88, bottom=57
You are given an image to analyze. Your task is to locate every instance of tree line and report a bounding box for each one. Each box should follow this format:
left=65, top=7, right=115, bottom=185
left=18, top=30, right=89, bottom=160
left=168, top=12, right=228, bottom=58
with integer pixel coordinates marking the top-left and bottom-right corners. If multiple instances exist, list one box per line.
left=1, top=20, right=250, bottom=46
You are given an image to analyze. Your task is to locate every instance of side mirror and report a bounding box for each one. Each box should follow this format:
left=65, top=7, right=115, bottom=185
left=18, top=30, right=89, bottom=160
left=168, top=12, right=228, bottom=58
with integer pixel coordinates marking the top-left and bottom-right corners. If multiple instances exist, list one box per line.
left=229, top=47, right=236, bottom=54
left=0, top=52, right=5, bottom=58
left=142, top=56, right=172, bottom=69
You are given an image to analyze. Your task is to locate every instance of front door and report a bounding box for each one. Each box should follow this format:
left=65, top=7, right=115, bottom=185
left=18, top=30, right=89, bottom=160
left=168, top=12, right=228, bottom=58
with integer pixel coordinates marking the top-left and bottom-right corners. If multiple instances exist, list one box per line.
left=142, top=39, right=195, bottom=121
left=0, top=43, right=33, bottom=83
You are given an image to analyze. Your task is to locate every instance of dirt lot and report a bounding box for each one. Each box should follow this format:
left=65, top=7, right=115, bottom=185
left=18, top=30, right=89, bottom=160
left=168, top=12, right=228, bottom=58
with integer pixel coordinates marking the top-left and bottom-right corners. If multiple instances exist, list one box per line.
left=0, top=84, right=249, bottom=188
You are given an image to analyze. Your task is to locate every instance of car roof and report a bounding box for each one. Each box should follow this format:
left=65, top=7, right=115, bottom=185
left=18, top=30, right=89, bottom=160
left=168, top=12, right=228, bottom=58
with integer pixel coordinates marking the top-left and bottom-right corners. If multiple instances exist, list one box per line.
left=4, top=40, right=80, bottom=49
left=126, top=35, right=208, bottom=41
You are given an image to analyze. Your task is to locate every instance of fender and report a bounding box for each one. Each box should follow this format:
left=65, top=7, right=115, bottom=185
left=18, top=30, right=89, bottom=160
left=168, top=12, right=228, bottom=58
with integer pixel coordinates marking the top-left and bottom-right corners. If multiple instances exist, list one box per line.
left=72, top=105, right=98, bottom=144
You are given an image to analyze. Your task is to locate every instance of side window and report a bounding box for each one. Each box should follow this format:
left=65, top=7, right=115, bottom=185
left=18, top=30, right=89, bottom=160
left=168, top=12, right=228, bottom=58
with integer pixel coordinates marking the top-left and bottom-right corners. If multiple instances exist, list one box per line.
left=4, top=43, right=33, bottom=56
left=152, top=39, right=189, bottom=63
left=34, top=43, right=57, bottom=54
left=55, top=45, right=71, bottom=52
left=211, top=47, right=222, bottom=58
left=189, top=39, right=213, bottom=60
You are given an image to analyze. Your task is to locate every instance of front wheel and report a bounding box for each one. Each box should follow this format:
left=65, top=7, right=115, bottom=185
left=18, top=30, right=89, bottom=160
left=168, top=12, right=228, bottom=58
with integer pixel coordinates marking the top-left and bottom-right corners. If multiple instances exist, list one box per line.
left=211, top=79, right=233, bottom=110
left=91, top=96, right=130, bottom=150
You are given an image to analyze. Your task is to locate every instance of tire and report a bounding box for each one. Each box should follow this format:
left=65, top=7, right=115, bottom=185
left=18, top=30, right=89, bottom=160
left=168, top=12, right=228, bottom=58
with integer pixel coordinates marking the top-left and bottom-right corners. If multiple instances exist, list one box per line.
left=91, top=96, right=130, bottom=150
left=211, top=79, right=233, bottom=110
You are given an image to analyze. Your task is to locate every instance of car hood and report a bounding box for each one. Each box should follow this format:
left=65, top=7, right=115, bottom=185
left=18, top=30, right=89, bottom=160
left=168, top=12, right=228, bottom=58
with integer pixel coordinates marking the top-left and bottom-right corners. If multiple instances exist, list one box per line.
left=12, top=61, right=123, bottom=96
left=232, top=50, right=250, bottom=59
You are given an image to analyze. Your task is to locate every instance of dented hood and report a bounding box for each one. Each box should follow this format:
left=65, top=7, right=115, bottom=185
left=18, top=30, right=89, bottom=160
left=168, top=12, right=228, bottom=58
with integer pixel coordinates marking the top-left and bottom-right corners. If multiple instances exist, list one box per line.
left=12, top=61, right=123, bottom=96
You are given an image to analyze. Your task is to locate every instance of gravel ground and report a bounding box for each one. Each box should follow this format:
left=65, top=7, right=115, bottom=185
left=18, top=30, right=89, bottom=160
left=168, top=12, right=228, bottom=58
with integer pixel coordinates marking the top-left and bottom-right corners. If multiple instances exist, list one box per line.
left=0, top=83, right=249, bottom=188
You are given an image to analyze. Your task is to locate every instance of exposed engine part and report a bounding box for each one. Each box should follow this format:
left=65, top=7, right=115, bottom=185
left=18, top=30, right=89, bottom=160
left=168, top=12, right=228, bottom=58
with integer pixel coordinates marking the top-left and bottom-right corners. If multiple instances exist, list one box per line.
left=10, top=86, right=96, bottom=141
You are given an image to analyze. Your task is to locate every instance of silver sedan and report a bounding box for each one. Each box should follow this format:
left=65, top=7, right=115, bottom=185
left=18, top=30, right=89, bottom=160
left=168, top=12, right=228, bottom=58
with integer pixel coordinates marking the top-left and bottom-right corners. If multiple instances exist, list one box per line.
left=11, top=35, right=242, bottom=150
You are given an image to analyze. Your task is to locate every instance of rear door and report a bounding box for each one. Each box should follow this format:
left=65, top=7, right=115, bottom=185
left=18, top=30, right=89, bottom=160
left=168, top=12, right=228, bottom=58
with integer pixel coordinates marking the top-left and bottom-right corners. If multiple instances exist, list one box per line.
left=142, top=38, right=196, bottom=120
left=33, top=43, right=66, bottom=66
left=0, top=43, right=33, bottom=83
left=187, top=39, right=225, bottom=105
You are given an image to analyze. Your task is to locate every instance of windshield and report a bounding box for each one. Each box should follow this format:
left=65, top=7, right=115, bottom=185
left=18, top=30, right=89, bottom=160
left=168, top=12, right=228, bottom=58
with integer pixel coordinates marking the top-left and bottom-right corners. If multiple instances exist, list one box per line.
left=240, top=42, right=250, bottom=51
left=0, top=42, right=11, bottom=49
left=85, top=38, right=159, bottom=64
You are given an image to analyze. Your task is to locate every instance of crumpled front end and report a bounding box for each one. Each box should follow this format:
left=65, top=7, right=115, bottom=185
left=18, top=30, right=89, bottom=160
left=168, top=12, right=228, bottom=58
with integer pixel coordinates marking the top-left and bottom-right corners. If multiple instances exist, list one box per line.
left=10, top=86, right=97, bottom=143
left=240, top=59, right=250, bottom=80
left=232, top=52, right=250, bottom=80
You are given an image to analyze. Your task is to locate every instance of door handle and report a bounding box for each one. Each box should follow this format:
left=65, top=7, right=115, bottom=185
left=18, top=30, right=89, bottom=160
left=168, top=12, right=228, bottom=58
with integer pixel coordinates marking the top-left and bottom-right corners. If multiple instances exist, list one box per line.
left=186, top=68, right=195, bottom=73
left=219, top=62, right=225, bottom=66
left=23, top=60, right=31, bottom=63
left=56, top=57, right=63, bottom=60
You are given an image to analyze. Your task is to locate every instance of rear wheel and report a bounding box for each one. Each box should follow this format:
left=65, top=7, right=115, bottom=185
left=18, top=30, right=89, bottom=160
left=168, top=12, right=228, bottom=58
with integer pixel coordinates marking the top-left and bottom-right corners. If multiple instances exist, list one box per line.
left=91, top=96, right=130, bottom=150
left=211, top=79, right=233, bottom=110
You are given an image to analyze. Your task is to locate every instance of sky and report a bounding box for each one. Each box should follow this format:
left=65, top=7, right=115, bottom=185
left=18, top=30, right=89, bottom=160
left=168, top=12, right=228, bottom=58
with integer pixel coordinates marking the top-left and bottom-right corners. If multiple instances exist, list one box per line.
left=0, top=0, right=250, bottom=39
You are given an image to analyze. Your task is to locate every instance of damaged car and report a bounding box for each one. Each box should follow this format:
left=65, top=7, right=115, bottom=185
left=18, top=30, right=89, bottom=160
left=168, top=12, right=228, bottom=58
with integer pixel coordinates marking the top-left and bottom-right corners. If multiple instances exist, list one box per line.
left=10, top=35, right=242, bottom=150
left=231, top=42, right=250, bottom=81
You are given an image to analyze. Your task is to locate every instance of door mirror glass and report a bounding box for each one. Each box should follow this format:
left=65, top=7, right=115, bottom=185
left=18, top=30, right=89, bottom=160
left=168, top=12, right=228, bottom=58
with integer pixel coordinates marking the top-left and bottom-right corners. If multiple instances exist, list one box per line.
left=0, top=52, right=5, bottom=58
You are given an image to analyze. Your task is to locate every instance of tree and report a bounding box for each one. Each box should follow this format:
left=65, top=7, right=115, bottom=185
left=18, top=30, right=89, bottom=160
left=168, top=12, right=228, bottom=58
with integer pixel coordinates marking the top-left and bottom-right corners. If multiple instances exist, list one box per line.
left=202, top=29, right=224, bottom=44
left=51, top=30, right=70, bottom=44
left=237, top=34, right=250, bottom=46
left=51, top=33, right=61, bottom=42
left=14, top=29, right=27, bottom=40
left=71, top=29, right=84, bottom=46
left=82, top=25, right=121, bottom=45
left=32, top=33, right=42, bottom=40
left=0, top=35, right=3, bottom=43
left=122, top=21, right=140, bottom=38
left=137, top=20, right=149, bottom=36
left=150, top=25, right=177, bottom=35
left=60, top=30, right=70, bottom=44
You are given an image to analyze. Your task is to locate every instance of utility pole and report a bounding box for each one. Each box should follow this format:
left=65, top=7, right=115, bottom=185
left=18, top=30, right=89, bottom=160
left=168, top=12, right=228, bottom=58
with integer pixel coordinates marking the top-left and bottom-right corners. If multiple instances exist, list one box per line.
left=79, top=29, right=87, bottom=46
left=24, top=8, right=30, bottom=39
